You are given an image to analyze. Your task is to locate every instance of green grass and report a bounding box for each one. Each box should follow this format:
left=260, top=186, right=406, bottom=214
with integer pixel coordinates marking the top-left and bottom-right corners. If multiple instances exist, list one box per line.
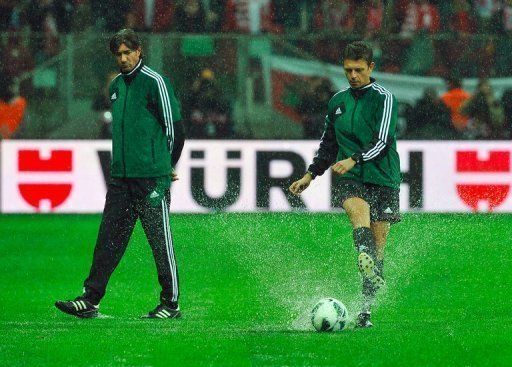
left=1, top=213, right=511, bottom=366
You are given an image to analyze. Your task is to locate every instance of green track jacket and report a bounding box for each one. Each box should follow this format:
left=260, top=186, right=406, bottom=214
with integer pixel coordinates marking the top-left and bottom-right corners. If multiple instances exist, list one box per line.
left=109, top=60, right=182, bottom=178
left=308, top=79, right=401, bottom=189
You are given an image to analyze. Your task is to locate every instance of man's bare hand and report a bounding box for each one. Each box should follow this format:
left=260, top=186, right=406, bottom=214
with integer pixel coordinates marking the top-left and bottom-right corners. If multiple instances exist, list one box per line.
left=331, top=158, right=356, bottom=175
left=171, top=170, right=179, bottom=182
left=289, top=173, right=313, bottom=195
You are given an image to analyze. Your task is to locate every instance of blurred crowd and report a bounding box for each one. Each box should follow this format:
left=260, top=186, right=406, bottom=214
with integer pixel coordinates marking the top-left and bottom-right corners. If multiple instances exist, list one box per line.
left=402, top=76, right=512, bottom=139
left=3, top=1, right=512, bottom=77
left=2, top=0, right=512, bottom=140
left=181, top=68, right=234, bottom=138
left=3, top=0, right=512, bottom=36
left=309, top=0, right=512, bottom=77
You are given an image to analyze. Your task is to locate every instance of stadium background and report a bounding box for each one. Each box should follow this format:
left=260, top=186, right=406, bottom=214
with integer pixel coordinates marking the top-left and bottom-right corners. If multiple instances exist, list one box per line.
left=1, top=1, right=511, bottom=366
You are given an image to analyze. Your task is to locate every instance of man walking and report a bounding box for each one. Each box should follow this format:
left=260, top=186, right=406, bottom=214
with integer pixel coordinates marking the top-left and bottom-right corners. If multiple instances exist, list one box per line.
left=55, top=29, right=185, bottom=319
left=290, top=41, right=401, bottom=328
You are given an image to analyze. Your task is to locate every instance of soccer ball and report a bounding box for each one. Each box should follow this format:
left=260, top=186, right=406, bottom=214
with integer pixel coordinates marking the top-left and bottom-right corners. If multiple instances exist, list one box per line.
left=311, top=298, right=348, bottom=332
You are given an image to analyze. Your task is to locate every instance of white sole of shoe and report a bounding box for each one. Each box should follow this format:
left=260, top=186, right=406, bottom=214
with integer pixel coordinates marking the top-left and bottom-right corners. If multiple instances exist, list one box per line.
left=358, top=252, right=385, bottom=289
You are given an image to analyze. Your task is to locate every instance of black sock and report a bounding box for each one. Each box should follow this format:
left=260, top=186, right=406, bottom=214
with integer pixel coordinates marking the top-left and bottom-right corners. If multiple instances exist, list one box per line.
left=376, top=258, right=384, bottom=277
left=163, top=301, right=179, bottom=309
left=160, top=296, right=179, bottom=309
left=82, top=289, right=101, bottom=306
left=353, top=227, right=377, bottom=258
left=354, top=228, right=379, bottom=313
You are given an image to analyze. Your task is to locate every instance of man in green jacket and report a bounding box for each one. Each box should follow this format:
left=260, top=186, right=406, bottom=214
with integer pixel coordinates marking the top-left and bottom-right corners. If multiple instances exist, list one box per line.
left=55, top=29, right=185, bottom=319
left=290, top=41, right=401, bottom=328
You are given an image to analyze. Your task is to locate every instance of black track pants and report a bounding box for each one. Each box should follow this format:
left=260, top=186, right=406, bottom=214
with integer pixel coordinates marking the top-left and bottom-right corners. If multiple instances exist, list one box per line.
left=83, top=177, right=179, bottom=306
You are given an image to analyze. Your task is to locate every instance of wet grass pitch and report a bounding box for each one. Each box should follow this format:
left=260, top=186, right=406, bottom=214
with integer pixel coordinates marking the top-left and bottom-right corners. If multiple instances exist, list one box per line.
left=1, top=213, right=511, bottom=366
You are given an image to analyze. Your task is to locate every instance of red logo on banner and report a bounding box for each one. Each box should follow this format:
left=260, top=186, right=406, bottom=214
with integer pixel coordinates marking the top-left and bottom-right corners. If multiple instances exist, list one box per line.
left=456, top=151, right=510, bottom=211
left=18, top=150, right=72, bottom=210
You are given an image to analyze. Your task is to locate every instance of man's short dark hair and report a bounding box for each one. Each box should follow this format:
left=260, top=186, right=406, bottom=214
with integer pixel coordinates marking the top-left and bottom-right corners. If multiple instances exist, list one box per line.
left=109, top=28, right=142, bottom=54
left=343, top=41, right=373, bottom=65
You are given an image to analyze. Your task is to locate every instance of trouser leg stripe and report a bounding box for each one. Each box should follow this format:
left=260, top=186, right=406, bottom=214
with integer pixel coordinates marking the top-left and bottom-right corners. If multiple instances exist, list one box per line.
left=161, top=199, right=173, bottom=297
left=165, top=200, right=178, bottom=301
left=164, top=201, right=178, bottom=301
left=162, top=199, right=178, bottom=302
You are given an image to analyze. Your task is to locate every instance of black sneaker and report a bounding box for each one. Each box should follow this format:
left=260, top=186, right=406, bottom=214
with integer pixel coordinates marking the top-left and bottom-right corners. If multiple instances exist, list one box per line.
left=356, top=311, right=374, bottom=328
left=142, top=304, right=181, bottom=319
left=55, top=297, right=99, bottom=318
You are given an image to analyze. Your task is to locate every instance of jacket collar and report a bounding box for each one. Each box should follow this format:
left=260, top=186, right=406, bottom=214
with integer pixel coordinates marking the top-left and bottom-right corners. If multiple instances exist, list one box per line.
left=350, top=77, right=375, bottom=99
left=122, top=59, right=143, bottom=82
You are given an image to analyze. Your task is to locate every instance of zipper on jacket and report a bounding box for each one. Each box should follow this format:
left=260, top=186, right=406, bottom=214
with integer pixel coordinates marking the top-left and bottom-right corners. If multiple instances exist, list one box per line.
left=351, top=98, right=358, bottom=133
left=350, top=96, right=362, bottom=179
left=121, top=84, right=129, bottom=177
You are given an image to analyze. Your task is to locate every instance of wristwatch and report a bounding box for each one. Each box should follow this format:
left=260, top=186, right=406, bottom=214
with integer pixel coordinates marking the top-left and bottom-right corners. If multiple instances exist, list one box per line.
left=350, top=153, right=363, bottom=165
